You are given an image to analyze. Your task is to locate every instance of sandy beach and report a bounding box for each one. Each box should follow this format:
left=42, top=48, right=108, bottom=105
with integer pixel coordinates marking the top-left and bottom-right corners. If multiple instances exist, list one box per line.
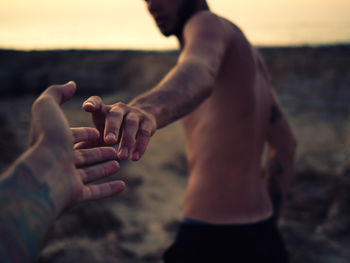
left=0, top=45, right=349, bottom=262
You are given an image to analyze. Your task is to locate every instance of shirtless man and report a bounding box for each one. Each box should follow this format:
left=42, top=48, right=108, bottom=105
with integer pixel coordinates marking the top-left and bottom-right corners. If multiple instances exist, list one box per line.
left=82, top=0, right=297, bottom=261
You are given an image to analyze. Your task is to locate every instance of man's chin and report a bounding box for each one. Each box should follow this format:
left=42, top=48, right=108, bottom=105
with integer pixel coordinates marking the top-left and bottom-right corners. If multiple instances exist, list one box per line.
left=157, top=26, right=174, bottom=37
left=161, top=32, right=173, bottom=37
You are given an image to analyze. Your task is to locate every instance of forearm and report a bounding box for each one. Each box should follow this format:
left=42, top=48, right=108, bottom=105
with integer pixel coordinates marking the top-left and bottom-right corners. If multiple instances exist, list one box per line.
left=0, top=159, right=55, bottom=262
left=265, top=143, right=296, bottom=216
left=129, top=60, right=214, bottom=128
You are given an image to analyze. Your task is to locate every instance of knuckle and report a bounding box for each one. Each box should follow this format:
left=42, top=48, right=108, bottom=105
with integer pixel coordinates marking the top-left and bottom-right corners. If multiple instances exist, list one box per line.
left=108, top=109, right=123, bottom=118
left=80, top=170, right=88, bottom=182
left=141, top=120, right=156, bottom=136
left=121, top=135, right=136, bottom=146
left=87, top=127, right=99, bottom=139
left=126, top=111, right=139, bottom=120
left=32, top=96, right=51, bottom=111
left=80, top=149, right=91, bottom=161
left=90, top=95, right=101, bottom=101
left=136, top=140, right=147, bottom=150
left=98, top=165, right=107, bottom=178
left=125, top=118, right=138, bottom=127
left=143, top=116, right=156, bottom=128
left=139, top=128, right=152, bottom=137
left=114, top=102, right=126, bottom=108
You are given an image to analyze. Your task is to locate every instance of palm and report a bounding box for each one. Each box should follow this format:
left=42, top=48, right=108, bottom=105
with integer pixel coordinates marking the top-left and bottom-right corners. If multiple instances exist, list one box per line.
left=30, top=82, right=125, bottom=212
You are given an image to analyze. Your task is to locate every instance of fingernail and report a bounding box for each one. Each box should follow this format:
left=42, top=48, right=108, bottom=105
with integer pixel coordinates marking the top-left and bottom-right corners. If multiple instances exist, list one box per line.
left=84, top=101, right=95, bottom=107
left=118, top=148, right=129, bottom=159
left=132, top=152, right=140, bottom=161
left=105, top=133, right=117, bottom=143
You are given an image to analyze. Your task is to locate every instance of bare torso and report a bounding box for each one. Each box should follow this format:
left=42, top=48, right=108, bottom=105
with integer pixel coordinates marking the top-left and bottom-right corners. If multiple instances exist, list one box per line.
left=182, top=17, right=274, bottom=224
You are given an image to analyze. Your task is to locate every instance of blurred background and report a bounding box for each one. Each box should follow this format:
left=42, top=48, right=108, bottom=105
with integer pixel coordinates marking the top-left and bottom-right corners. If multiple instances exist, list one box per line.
left=0, top=1, right=350, bottom=262
left=1, top=0, right=349, bottom=50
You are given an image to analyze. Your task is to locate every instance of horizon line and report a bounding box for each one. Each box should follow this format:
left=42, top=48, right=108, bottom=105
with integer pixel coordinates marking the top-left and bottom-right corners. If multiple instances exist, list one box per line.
left=1, top=42, right=350, bottom=52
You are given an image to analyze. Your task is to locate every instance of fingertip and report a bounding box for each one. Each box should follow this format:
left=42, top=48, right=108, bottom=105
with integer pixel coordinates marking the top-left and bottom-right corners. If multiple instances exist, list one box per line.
left=118, top=148, right=129, bottom=160
left=67, top=80, right=76, bottom=87
left=103, top=160, right=120, bottom=176
left=83, top=101, right=95, bottom=112
left=114, top=160, right=120, bottom=171
left=91, top=127, right=100, bottom=139
left=82, top=96, right=103, bottom=112
left=131, top=152, right=140, bottom=162
left=105, top=133, right=117, bottom=145
left=64, top=81, right=77, bottom=93
left=109, top=147, right=118, bottom=159
left=120, top=181, right=126, bottom=189
left=107, top=160, right=120, bottom=173
left=59, top=81, right=76, bottom=104
left=112, top=181, right=126, bottom=193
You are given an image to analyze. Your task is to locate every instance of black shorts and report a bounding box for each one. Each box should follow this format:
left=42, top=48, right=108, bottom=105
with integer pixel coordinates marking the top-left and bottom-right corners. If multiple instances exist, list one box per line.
left=163, top=216, right=289, bottom=263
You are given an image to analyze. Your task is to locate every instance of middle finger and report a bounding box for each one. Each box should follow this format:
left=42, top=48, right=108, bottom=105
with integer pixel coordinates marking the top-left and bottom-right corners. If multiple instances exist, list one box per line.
left=118, top=112, right=140, bottom=159
left=74, top=147, right=118, bottom=168
left=104, top=107, right=126, bottom=145
left=71, top=127, right=100, bottom=144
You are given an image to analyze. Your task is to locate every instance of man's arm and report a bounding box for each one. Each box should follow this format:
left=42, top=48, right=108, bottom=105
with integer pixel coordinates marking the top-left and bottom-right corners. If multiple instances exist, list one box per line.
left=130, top=12, right=227, bottom=127
left=0, top=162, right=55, bottom=263
left=265, top=90, right=297, bottom=219
left=0, top=83, right=126, bottom=262
left=83, top=12, right=227, bottom=161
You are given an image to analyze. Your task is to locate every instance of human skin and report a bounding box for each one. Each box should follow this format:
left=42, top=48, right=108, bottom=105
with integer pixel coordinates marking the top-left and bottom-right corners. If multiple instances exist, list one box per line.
left=83, top=0, right=297, bottom=223
left=0, top=82, right=126, bottom=262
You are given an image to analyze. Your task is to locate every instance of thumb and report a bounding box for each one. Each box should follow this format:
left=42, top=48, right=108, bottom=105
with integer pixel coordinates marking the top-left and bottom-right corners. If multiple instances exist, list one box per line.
left=42, top=81, right=77, bottom=105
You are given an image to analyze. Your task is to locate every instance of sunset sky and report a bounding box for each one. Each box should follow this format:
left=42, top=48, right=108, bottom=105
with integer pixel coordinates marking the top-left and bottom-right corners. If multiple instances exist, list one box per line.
left=0, top=0, right=349, bottom=50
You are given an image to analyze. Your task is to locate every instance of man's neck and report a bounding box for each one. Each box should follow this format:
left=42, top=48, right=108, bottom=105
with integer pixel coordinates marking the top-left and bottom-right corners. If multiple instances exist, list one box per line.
left=176, top=1, right=210, bottom=48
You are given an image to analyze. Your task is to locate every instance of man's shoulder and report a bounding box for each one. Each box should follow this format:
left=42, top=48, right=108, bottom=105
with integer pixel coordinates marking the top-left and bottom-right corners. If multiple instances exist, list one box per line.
left=185, top=11, right=242, bottom=39
left=187, top=11, right=224, bottom=29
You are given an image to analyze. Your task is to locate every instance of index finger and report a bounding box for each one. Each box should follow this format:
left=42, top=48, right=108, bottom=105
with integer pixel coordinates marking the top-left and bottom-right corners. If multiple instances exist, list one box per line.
left=82, top=96, right=104, bottom=112
left=82, top=96, right=110, bottom=135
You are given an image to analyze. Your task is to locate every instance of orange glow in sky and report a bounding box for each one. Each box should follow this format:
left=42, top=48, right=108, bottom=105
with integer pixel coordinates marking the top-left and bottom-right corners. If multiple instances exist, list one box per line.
left=0, top=0, right=349, bottom=50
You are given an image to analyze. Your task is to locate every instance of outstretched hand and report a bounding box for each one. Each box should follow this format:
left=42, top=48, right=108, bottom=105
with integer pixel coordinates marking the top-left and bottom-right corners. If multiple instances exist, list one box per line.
left=29, top=82, right=126, bottom=216
left=82, top=96, right=157, bottom=161
left=71, top=127, right=124, bottom=204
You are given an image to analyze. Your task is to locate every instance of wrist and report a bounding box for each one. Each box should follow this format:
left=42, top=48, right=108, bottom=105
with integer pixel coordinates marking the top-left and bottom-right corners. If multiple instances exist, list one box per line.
left=17, top=141, right=76, bottom=217
left=129, top=102, right=159, bottom=130
left=0, top=156, right=57, bottom=261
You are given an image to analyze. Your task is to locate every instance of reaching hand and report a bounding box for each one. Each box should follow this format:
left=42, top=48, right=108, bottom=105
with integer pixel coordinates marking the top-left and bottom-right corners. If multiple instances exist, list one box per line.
left=29, top=82, right=126, bottom=216
left=82, top=96, right=157, bottom=161
left=71, top=127, right=124, bottom=204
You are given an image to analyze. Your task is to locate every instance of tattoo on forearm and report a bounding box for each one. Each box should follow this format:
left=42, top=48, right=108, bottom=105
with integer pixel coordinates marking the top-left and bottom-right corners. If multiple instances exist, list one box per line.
left=0, top=164, right=54, bottom=262
left=269, top=103, right=282, bottom=124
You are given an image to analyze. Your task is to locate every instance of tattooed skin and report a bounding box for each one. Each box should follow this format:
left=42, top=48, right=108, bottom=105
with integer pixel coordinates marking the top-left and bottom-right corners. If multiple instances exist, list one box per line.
left=0, top=163, right=54, bottom=263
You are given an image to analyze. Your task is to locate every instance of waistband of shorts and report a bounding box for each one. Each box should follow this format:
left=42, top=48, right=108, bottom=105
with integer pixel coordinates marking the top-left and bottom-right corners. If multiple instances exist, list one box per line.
left=182, top=215, right=277, bottom=229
